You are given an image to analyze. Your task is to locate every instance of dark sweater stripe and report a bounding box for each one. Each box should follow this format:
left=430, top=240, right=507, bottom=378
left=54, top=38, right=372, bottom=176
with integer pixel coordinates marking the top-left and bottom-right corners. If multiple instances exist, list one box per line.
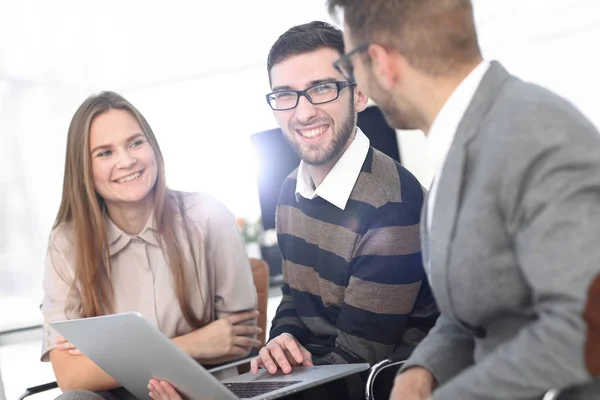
left=357, top=201, right=421, bottom=227
left=278, top=189, right=377, bottom=232
left=337, top=303, right=409, bottom=345
left=351, top=253, right=426, bottom=284
left=286, top=287, right=341, bottom=321
left=279, top=234, right=350, bottom=285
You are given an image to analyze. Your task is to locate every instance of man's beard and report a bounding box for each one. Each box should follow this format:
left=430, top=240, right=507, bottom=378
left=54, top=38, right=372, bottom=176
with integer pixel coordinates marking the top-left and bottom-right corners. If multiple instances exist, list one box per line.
left=368, top=74, right=421, bottom=131
left=286, top=103, right=356, bottom=166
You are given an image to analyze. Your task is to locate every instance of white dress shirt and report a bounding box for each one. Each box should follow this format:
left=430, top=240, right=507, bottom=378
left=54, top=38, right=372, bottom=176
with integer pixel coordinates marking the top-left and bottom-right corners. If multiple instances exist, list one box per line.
left=427, top=61, right=491, bottom=231
left=296, top=127, right=370, bottom=210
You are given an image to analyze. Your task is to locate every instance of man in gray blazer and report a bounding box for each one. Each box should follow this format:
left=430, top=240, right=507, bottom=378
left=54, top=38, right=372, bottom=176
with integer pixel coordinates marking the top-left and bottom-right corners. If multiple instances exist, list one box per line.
left=328, top=0, right=600, bottom=399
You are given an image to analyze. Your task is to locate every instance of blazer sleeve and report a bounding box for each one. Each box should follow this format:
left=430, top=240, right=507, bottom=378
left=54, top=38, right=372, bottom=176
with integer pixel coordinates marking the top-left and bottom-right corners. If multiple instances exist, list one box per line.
left=431, top=112, right=600, bottom=399
left=400, top=315, right=475, bottom=385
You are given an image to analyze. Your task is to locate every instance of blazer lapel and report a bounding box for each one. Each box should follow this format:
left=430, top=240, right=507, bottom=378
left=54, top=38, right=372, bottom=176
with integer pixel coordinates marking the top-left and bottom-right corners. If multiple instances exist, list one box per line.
left=429, top=145, right=467, bottom=307
left=428, top=61, right=512, bottom=310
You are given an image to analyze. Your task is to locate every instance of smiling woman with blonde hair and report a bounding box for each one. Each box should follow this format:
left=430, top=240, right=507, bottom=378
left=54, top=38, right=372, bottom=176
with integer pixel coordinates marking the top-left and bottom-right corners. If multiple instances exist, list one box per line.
left=42, top=91, right=259, bottom=400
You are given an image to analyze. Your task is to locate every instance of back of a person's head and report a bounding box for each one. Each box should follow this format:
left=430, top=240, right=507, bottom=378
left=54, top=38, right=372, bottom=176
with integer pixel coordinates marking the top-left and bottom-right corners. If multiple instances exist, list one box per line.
left=327, top=0, right=481, bottom=76
left=267, top=21, right=345, bottom=79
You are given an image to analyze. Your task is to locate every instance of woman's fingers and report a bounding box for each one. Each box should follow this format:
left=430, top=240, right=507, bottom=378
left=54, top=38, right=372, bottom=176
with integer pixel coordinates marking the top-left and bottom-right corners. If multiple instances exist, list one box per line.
left=57, top=340, right=80, bottom=354
left=225, top=310, right=259, bottom=325
left=149, top=379, right=174, bottom=400
left=232, top=324, right=263, bottom=336
left=160, top=381, right=182, bottom=400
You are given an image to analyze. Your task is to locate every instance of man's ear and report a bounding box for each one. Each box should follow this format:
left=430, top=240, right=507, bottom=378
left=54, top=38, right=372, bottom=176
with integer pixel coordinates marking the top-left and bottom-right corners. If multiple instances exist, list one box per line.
left=353, top=85, right=369, bottom=113
left=368, top=44, right=401, bottom=91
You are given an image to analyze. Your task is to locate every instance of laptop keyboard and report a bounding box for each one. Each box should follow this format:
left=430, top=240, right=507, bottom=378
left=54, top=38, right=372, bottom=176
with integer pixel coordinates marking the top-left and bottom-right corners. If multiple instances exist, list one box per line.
left=223, top=381, right=302, bottom=398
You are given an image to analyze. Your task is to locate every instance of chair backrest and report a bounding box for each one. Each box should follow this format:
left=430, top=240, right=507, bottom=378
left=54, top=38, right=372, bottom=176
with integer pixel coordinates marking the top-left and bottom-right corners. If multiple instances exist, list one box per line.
left=249, top=258, right=269, bottom=347
left=366, top=359, right=405, bottom=400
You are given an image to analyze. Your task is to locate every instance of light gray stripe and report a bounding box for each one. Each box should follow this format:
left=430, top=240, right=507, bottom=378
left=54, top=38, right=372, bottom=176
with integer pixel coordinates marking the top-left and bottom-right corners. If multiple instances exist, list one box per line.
left=278, top=206, right=358, bottom=262
left=355, top=224, right=421, bottom=257
left=350, top=172, right=387, bottom=208
left=284, top=261, right=345, bottom=308
left=371, top=149, right=402, bottom=203
left=345, top=277, right=422, bottom=315
left=336, top=331, right=396, bottom=365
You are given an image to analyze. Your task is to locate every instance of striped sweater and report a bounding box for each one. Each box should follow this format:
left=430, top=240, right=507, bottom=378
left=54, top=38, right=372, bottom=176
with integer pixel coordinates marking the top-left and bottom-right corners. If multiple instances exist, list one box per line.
left=270, top=147, right=439, bottom=366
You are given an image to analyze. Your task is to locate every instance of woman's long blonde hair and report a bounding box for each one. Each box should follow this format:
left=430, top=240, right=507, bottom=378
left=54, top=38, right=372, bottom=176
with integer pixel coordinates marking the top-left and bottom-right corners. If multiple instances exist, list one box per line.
left=54, top=91, right=205, bottom=328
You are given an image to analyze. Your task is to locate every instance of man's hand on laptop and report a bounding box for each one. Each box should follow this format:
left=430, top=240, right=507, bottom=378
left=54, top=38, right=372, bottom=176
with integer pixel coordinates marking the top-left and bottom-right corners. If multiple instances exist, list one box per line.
left=250, top=333, right=313, bottom=374
left=55, top=336, right=82, bottom=355
left=390, top=367, right=436, bottom=400
left=148, top=378, right=183, bottom=400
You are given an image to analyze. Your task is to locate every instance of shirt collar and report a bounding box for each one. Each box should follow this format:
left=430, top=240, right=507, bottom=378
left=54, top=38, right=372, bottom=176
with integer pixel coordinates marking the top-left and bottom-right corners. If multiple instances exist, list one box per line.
left=106, top=211, right=159, bottom=256
left=427, top=60, right=490, bottom=177
left=295, top=127, right=370, bottom=210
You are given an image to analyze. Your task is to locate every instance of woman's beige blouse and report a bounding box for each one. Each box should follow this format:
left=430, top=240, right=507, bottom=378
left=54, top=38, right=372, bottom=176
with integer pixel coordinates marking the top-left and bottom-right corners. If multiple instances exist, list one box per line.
left=41, top=191, right=257, bottom=361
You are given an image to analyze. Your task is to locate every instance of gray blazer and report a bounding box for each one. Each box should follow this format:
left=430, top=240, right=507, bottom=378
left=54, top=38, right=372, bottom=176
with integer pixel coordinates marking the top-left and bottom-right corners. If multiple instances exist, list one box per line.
left=403, top=61, right=600, bottom=399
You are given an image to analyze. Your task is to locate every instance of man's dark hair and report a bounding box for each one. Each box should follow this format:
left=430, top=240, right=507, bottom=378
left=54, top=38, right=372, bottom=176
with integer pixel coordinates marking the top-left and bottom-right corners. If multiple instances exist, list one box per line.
left=327, top=0, right=481, bottom=76
left=267, top=21, right=345, bottom=81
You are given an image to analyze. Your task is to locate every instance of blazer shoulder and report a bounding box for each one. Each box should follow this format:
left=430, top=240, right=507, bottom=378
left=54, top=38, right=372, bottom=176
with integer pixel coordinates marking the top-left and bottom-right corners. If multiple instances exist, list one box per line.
left=488, top=78, right=599, bottom=145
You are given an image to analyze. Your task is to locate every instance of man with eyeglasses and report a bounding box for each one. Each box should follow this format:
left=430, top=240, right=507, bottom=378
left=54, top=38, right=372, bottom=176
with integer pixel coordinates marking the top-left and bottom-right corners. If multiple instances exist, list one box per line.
left=249, top=21, right=438, bottom=399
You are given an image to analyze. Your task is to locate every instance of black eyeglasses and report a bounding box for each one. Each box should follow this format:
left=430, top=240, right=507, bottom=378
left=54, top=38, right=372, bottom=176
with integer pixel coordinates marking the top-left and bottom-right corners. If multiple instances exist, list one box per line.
left=266, top=81, right=356, bottom=111
left=333, top=44, right=370, bottom=82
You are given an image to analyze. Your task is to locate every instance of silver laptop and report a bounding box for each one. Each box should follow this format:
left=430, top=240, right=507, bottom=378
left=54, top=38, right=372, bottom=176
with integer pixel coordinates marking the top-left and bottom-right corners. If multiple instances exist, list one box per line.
left=51, top=312, right=369, bottom=400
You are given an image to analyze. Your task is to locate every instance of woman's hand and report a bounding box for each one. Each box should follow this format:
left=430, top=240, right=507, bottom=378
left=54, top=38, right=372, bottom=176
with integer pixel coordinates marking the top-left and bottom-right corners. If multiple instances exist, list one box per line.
left=56, top=336, right=83, bottom=355
left=175, top=310, right=262, bottom=360
left=148, top=379, right=183, bottom=400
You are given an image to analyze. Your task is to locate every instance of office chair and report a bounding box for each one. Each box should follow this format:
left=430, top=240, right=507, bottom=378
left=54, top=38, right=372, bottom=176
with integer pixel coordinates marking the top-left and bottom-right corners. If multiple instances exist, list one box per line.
left=365, top=348, right=411, bottom=400
left=249, top=258, right=269, bottom=348
left=18, top=258, right=269, bottom=400
left=364, top=350, right=561, bottom=400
